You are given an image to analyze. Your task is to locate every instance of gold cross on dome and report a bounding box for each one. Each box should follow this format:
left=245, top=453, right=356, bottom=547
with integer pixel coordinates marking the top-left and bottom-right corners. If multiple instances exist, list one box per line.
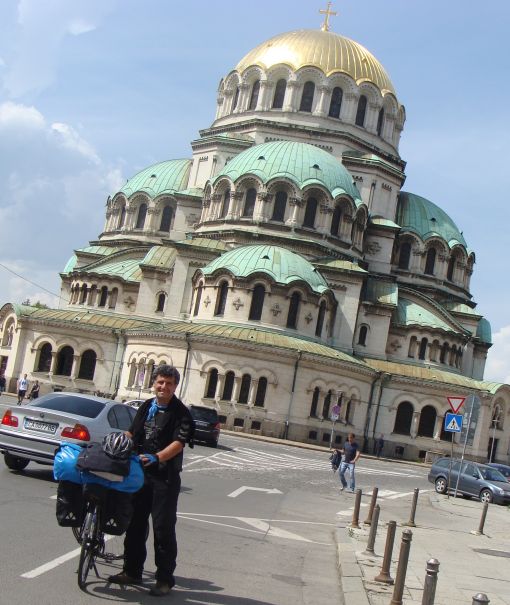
left=319, top=1, right=337, bottom=32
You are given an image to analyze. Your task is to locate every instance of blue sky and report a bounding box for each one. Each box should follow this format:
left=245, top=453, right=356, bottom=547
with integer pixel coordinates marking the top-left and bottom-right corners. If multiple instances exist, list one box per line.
left=0, top=0, right=508, bottom=382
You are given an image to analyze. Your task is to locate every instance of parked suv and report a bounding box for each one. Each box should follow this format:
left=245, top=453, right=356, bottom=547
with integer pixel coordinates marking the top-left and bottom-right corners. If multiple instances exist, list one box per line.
left=188, top=404, right=220, bottom=447
left=428, top=457, right=510, bottom=504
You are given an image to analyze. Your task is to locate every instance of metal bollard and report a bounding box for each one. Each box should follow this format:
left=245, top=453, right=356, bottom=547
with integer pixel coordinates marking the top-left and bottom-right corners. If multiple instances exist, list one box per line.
left=350, top=488, right=362, bottom=528
left=364, top=504, right=380, bottom=555
left=374, top=520, right=396, bottom=584
left=404, top=488, right=419, bottom=527
left=472, top=502, right=489, bottom=536
left=364, top=487, right=379, bottom=525
left=390, top=529, right=413, bottom=605
left=421, top=558, right=440, bottom=605
left=472, top=594, right=490, bottom=605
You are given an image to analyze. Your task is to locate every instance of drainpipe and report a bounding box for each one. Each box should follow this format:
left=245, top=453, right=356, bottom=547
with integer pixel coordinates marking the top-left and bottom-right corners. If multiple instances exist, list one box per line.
left=371, top=373, right=391, bottom=444
left=284, top=350, right=302, bottom=439
left=110, top=329, right=126, bottom=399
left=179, top=332, right=191, bottom=399
left=362, top=371, right=382, bottom=452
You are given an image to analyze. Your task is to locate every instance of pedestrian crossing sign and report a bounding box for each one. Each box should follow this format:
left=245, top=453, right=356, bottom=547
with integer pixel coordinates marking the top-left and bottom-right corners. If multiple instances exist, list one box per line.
left=444, top=412, right=463, bottom=432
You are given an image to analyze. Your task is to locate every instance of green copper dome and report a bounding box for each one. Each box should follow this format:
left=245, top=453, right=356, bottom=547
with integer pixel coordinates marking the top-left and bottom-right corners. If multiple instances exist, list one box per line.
left=213, top=141, right=362, bottom=201
left=201, top=245, right=329, bottom=294
left=476, top=317, right=492, bottom=344
left=397, top=192, right=468, bottom=249
left=120, top=159, right=191, bottom=198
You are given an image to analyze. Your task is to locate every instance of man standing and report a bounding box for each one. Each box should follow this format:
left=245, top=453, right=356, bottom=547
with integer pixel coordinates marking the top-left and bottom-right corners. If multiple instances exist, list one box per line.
left=374, top=434, right=385, bottom=458
left=109, top=364, right=193, bottom=596
left=0, top=373, right=6, bottom=394
left=17, top=374, right=29, bottom=404
left=29, top=380, right=40, bottom=400
left=339, top=433, right=361, bottom=493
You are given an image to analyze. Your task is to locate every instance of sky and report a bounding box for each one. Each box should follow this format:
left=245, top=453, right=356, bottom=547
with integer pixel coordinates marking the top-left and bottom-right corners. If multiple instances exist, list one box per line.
left=0, top=0, right=508, bottom=383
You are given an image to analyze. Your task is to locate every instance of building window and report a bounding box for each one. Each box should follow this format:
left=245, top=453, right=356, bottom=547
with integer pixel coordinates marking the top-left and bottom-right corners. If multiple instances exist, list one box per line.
left=248, top=80, right=260, bottom=110
left=271, top=191, right=287, bottom=222
left=355, top=95, right=367, bottom=127
left=233, top=417, right=244, bottom=428
left=308, top=430, right=318, bottom=440
left=55, top=345, right=74, bottom=376
left=376, top=107, right=385, bottom=136
left=315, top=301, right=326, bottom=337
left=193, top=285, right=202, bottom=316
left=358, top=325, right=368, bottom=346
left=393, top=401, right=413, bottom=435
left=80, top=284, right=88, bottom=304
left=249, top=284, right=265, bottom=320
left=251, top=420, right=261, bottom=431
left=330, top=206, right=342, bottom=236
left=328, top=87, right=343, bottom=118
left=109, top=287, right=118, bottom=309
left=232, top=86, right=239, bottom=110
left=243, top=188, right=256, bottom=218
left=418, top=337, right=428, bottom=360
left=398, top=242, right=411, bottom=269
left=135, top=203, right=147, bottom=229
left=222, top=371, right=235, bottom=401
left=156, top=292, right=166, bottom=312
left=78, top=349, right=96, bottom=380
left=238, top=374, right=251, bottom=404
left=98, top=286, right=108, bottom=307
left=425, top=248, right=436, bottom=275
left=310, top=386, right=319, bottom=417
left=272, top=79, right=286, bottom=109
left=254, top=377, right=267, bottom=406
left=205, top=368, right=218, bottom=398
left=345, top=399, right=353, bottom=424
left=299, top=81, right=315, bottom=112
left=214, top=281, right=228, bottom=316
left=440, top=342, right=449, bottom=364
left=417, top=405, right=436, bottom=438
left=219, top=190, right=230, bottom=219
left=286, top=292, right=301, bottom=329
left=159, top=206, right=173, bottom=232
left=118, top=205, right=126, bottom=229
left=36, top=342, right=52, bottom=372
left=323, top=390, right=332, bottom=420
left=303, top=197, right=317, bottom=228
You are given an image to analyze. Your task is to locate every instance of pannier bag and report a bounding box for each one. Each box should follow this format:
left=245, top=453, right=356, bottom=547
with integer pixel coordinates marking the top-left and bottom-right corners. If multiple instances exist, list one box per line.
left=82, top=483, right=133, bottom=535
left=56, top=480, right=85, bottom=527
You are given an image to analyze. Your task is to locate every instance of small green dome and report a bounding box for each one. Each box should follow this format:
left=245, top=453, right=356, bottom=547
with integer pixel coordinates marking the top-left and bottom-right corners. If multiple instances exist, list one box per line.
left=213, top=141, right=361, bottom=201
left=119, top=159, right=191, bottom=198
left=201, top=245, right=329, bottom=294
left=397, top=192, right=468, bottom=249
left=476, top=317, right=492, bottom=344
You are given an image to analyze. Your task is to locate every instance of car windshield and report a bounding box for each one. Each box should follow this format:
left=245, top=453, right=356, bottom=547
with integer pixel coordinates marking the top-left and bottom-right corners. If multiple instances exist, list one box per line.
left=190, top=407, right=218, bottom=422
left=30, top=396, right=105, bottom=419
left=480, top=467, right=507, bottom=482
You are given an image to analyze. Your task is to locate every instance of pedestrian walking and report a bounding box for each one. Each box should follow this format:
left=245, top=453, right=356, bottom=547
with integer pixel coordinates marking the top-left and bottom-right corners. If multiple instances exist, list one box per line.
left=338, top=432, right=361, bottom=493
left=374, top=434, right=385, bottom=458
left=29, top=380, right=40, bottom=400
left=0, top=373, right=6, bottom=394
left=17, top=374, right=29, bottom=404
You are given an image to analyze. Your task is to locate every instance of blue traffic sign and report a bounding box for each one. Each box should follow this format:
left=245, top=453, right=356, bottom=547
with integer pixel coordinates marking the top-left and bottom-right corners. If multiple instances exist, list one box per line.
left=444, top=412, right=463, bottom=432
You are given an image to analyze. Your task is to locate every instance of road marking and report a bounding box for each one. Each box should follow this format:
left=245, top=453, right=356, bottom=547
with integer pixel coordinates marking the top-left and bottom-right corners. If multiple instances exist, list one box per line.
left=336, top=503, right=368, bottom=516
left=386, top=489, right=431, bottom=500
left=228, top=485, right=283, bottom=498
left=238, top=518, right=317, bottom=543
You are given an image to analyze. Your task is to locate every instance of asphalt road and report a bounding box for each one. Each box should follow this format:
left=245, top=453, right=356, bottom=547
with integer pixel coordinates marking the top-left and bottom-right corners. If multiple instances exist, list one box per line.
left=0, top=424, right=431, bottom=605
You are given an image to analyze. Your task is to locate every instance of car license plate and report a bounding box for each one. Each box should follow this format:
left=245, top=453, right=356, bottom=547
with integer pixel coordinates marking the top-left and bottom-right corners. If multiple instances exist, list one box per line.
left=24, top=418, right=58, bottom=434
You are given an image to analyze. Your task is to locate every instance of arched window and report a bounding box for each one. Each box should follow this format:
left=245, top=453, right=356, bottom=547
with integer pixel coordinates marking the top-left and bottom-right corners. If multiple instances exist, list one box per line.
left=55, top=345, right=74, bottom=376
left=393, top=401, right=413, bottom=435
left=358, top=325, right=368, bottom=346
left=398, top=242, right=411, bottom=269
left=232, top=86, right=239, bottom=110
left=248, top=80, right=260, bottom=110
left=78, top=349, right=96, bottom=380
left=418, top=337, right=428, bottom=360
left=80, top=284, right=88, bottom=304
left=98, top=286, right=108, bottom=307
left=417, top=405, right=436, bottom=438
left=159, top=206, right=173, bottom=232
left=330, top=206, right=342, bottom=236
left=286, top=292, right=301, bottom=329
left=492, top=404, right=503, bottom=430
left=249, top=284, right=265, bottom=320
left=440, top=420, right=453, bottom=442
left=376, top=107, right=385, bottom=136
left=156, top=292, right=166, bottom=312
left=440, top=342, right=449, bottom=364
left=205, top=368, right=218, bottom=398
left=222, top=371, right=235, bottom=400
left=243, top=188, right=256, bottom=218
left=255, top=376, right=267, bottom=406
left=299, top=81, right=315, bottom=112
left=303, top=197, right=317, bottom=228
left=323, top=390, right=332, bottom=420
left=219, top=190, right=230, bottom=219
left=36, top=343, right=52, bottom=372
left=310, top=387, right=319, bottom=417
left=328, top=87, right=343, bottom=118
left=238, top=374, right=251, bottom=404
left=88, top=284, right=97, bottom=306
left=355, top=95, right=367, bottom=127
left=135, top=203, right=147, bottom=229
left=214, top=281, right=228, bottom=316
left=118, top=205, right=126, bottom=229
left=272, top=79, right=286, bottom=109
left=109, top=287, right=118, bottom=309
left=272, top=191, right=287, bottom=221
left=128, top=359, right=137, bottom=387
left=425, top=248, right=436, bottom=275
left=315, top=301, right=326, bottom=337
left=345, top=399, right=353, bottom=424
left=193, top=284, right=202, bottom=316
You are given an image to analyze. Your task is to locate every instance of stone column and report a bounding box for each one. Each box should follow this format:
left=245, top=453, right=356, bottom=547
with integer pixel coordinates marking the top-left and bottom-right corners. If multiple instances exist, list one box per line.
left=248, top=379, right=259, bottom=406
left=70, top=354, right=80, bottom=380
left=228, top=191, right=244, bottom=220
left=234, top=83, right=250, bottom=113
left=314, top=85, right=331, bottom=117
left=258, top=81, right=274, bottom=111
left=222, top=89, right=233, bottom=116
left=410, top=411, right=420, bottom=438
left=215, top=95, right=224, bottom=120
left=232, top=376, right=242, bottom=403
left=342, top=92, right=358, bottom=123
left=283, top=81, right=299, bottom=112
left=433, top=415, right=443, bottom=440
left=316, top=203, right=332, bottom=234
left=285, top=197, right=303, bottom=227
left=49, top=351, right=58, bottom=375
left=366, top=102, right=379, bottom=133
left=215, top=374, right=226, bottom=401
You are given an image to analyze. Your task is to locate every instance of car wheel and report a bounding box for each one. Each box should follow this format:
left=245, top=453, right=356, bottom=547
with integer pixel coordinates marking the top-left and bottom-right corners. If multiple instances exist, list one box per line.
left=4, top=453, right=30, bottom=471
left=480, top=489, right=493, bottom=504
left=435, top=477, right=447, bottom=494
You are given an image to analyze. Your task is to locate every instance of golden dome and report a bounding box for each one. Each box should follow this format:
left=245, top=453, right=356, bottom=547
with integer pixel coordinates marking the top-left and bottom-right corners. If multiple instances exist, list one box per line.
left=236, top=29, right=395, bottom=95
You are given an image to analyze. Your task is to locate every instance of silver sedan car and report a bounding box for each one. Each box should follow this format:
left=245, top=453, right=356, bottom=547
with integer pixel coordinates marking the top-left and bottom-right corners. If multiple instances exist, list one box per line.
left=0, top=392, right=137, bottom=471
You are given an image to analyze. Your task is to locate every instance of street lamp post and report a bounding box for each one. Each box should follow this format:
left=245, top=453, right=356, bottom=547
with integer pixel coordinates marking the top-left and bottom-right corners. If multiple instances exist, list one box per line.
left=488, top=413, right=500, bottom=463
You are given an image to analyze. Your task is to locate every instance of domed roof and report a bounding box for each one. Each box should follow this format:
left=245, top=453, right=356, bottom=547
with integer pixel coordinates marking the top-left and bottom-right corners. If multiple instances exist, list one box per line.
left=236, top=29, right=395, bottom=95
left=119, top=159, right=191, bottom=199
left=476, top=317, right=492, bottom=344
left=213, top=141, right=362, bottom=202
left=397, top=192, right=468, bottom=250
left=201, top=244, right=329, bottom=294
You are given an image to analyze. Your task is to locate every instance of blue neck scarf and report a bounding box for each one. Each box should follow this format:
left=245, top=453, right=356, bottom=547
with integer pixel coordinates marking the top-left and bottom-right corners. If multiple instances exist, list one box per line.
left=146, top=398, right=169, bottom=421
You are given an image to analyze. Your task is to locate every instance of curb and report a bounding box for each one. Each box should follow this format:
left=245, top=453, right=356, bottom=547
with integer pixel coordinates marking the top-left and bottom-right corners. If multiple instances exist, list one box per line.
left=336, top=528, right=371, bottom=605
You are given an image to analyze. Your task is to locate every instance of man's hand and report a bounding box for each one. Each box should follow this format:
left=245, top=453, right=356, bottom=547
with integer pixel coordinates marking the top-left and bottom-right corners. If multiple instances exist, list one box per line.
left=139, top=453, right=158, bottom=467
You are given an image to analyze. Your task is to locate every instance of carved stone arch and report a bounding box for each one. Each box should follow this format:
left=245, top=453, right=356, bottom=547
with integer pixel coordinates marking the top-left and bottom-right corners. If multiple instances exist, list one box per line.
left=308, top=378, right=328, bottom=392
left=112, top=193, right=128, bottom=210
left=77, top=342, right=104, bottom=359
left=381, top=92, right=399, bottom=116
left=425, top=237, right=448, bottom=256
left=234, top=174, right=264, bottom=192
left=223, top=71, right=241, bottom=92
left=255, top=368, right=278, bottom=385
left=266, top=64, right=293, bottom=81
left=294, top=66, right=328, bottom=86
left=32, top=335, right=58, bottom=350
left=390, top=394, right=420, bottom=413
left=203, top=183, right=212, bottom=199
left=327, top=72, right=357, bottom=94
left=130, top=192, right=151, bottom=208
left=154, top=194, right=176, bottom=212
left=301, top=184, right=330, bottom=205
left=240, top=65, right=264, bottom=86
left=245, top=275, right=273, bottom=296
left=286, top=284, right=309, bottom=303
left=355, top=206, right=368, bottom=227
left=212, top=177, right=233, bottom=197
left=201, top=359, right=227, bottom=375
left=356, top=81, right=382, bottom=105
left=333, top=194, right=356, bottom=215
left=265, top=177, right=298, bottom=198
left=237, top=364, right=258, bottom=377
left=56, top=337, right=80, bottom=352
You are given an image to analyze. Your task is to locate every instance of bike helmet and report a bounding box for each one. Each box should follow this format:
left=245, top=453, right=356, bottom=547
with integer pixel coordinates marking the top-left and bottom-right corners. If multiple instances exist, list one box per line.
left=101, top=431, right=133, bottom=459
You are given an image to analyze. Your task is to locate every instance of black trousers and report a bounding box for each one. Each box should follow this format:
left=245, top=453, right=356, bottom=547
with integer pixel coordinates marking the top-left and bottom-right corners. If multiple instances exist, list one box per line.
left=123, top=472, right=181, bottom=583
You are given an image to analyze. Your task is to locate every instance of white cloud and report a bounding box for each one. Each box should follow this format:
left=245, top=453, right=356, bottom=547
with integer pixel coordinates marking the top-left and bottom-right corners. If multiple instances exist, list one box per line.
left=51, top=122, right=100, bottom=164
left=485, top=325, right=510, bottom=384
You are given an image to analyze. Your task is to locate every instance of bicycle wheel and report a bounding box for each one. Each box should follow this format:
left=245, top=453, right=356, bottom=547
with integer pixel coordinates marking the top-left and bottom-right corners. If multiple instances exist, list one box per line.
left=99, top=533, right=125, bottom=563
left=77, top=507, right=99, bottom=590
left=72, top=525, right=82, bottom=545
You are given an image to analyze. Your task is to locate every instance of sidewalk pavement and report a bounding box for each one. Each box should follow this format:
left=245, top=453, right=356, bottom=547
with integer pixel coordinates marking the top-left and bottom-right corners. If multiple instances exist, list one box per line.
left=336, top=489, right=510, bottom=605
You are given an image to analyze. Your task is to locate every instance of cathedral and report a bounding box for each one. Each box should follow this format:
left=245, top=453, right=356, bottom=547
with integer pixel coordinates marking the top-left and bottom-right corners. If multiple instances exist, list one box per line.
left=1, top=11, right=508, bottom=462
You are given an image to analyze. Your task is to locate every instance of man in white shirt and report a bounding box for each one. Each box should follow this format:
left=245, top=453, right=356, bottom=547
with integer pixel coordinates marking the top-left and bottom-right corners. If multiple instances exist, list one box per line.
left=17, top=374, right=29, bottom=404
